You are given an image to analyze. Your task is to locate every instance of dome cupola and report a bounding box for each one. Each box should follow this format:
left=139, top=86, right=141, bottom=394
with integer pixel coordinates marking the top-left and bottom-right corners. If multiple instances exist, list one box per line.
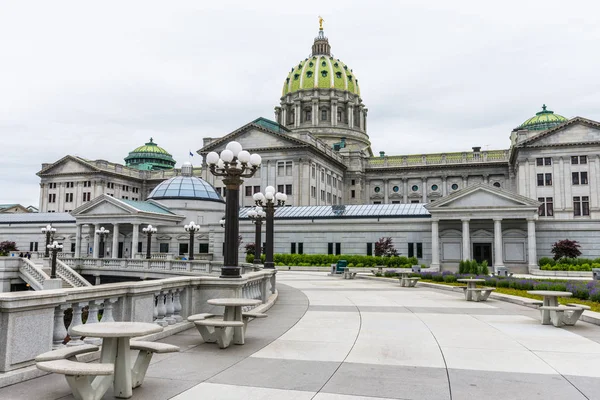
left=124, top=138, right=176, bottom=170
left=147, top=163, right=223, bottom=202
left=516, top=105, right=568, bottom=131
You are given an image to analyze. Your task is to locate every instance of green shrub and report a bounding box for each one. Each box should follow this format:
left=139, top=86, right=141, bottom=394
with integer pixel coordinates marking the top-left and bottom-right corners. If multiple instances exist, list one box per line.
left=480, top=260, right=489, bottom=275
left=538, top=257, right=555, bottom=267
left=443, top=274, right=457, bottom=283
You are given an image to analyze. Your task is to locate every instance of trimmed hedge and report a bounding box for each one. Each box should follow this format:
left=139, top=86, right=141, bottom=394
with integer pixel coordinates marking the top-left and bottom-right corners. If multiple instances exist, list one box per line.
left=540, top=263, right=600, bottom=272
left=267, top=253, right=418, bottom=267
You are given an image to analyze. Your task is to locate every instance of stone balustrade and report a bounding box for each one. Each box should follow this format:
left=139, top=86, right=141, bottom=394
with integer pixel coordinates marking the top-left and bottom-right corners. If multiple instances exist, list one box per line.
left=0, top=270, right=276, bottom=373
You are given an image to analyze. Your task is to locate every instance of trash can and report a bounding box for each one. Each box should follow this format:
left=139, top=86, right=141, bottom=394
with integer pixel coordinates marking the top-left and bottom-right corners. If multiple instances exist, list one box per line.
left=336, top=260, right=348, bottom=274
left=593, top=268, right=600, bottom=281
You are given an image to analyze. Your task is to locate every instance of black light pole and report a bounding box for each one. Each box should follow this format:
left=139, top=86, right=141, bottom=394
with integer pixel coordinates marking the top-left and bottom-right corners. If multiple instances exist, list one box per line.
left=47, top=241, right=63, bottom=278
left=247, top=206, right=266, bottom=265
left=184, top=221, right=201, bottom=260
left=205, top=141, right=262, bottom=279
left=143, top=224, right=157, bottom=259
left=41, top=224, right=56, bottom=257
left=254, top=187, right=287, bottom=269
left=95, top=227, right=110, bottom=259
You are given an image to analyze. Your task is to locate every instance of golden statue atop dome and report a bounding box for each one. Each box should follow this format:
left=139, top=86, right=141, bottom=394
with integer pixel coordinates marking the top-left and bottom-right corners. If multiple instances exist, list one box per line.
left=318, top=15, right=324, bottom=30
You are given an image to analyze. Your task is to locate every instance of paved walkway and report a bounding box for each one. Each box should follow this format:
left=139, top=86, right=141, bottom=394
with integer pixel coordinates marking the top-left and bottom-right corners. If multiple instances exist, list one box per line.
left=2, top=271, right=600, bottom=399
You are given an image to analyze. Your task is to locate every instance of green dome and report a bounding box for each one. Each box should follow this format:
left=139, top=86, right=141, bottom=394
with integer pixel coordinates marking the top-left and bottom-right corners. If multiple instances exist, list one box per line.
left=282, top=55, right=361, bottom=97
left=517, top=105, right=568, bottom=131
left=124, top=138, right=176, bottom=170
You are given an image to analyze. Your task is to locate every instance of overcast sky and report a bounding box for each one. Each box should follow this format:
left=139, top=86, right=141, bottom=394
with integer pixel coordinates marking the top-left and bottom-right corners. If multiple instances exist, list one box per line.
left=2, top=0, right=600, bottom=207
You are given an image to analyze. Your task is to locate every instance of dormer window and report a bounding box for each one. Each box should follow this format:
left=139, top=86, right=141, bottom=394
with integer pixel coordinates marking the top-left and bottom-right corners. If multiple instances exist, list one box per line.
left=306, top=71, right=313, bottom=78
left=309, top=62, right=314, bottom=67
left=321, top=70, right=328, bottom=77
left=335, top=72, right=342, bottom=78
left=334, top=62, right=339, bottom=68
left=321, top=61, right=327, bottom=67
left=347, top=75, right=353, bottom=81
left=294, top=73, right=299, bottom=80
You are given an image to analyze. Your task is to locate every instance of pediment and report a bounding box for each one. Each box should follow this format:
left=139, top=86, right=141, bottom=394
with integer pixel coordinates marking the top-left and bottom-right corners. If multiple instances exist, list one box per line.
left=76, top=201, right=132, bottom=216
left=426, top=184, right=540, bottom=210
left=39, top=156, right=98, bottom=176
left=440, top=191, right=524, bottom=208
left=523, top=118, right=600, bottom=147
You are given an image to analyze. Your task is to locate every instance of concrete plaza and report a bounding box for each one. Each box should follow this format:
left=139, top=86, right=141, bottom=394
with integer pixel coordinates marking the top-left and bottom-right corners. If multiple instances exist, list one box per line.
left=2, top=271, right=599, bottom=400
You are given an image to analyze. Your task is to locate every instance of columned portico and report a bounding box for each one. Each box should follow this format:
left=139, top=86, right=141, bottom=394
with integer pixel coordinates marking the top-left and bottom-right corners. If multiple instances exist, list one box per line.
left=461, top=219, right=470, bottom=261
left=92, top=224, right=100, bottom=258
left=431, top=219, right=440, bottom=269
left=112, top=223, right=120, bottom=259
left=493, top=218, right=504, bottom=269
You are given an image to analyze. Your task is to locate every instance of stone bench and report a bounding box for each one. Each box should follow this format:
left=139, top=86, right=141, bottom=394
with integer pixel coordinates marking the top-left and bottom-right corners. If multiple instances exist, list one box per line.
left=130, top=341, right=180, bottom=388
left=35, top=344, right=99, bottom=362
left=187, top=313, right=216, bottom=322
left=539, top=304, right=590, bottom=327
left=466, top=287, right=496, bottom=302
left=242, top=311, right=268, bottom=334
left=399, top=277, right=420, bottom=287
left=194, top=319, right=245, bottom=349
left=343, top=268, right=357, bottom=279
left=36, top=359, right=114, bottom=400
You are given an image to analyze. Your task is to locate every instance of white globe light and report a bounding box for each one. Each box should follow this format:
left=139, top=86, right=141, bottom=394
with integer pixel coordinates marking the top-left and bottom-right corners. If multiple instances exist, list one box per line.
left=216, top=159, right=225, bottom=169
left=281, top=193, right=288, bottom=202
left=256, top=206, right=263, bottom=213
left=226, top=141, right=243, bottom=157
left=265, top=192, right=274, bottom=201
left=275, top=192, right=284, bottom=201
left=237, top=150, right=251, bottom=163
left=220, top=149, right=234, bottom=163
left=249, top=153, right=262, bottom=166
left=248, top=210, right=256, bottom=218
left=265, top=185, right=275, bottom=194
left=206, top=152, right=219, bottom=165
left=260, top=211, right=266, bottom=218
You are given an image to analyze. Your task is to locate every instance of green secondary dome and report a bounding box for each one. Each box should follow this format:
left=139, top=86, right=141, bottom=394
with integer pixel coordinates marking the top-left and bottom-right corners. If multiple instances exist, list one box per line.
left=516, top=104, right=568, bottom=131
left=124, top=138, right=176, bottom=170
left=282, top=23, right=360, bottom=97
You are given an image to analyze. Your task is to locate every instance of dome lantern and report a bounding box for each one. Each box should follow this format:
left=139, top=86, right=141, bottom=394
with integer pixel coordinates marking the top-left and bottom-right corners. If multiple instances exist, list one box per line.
left=516, top=104, right=568, bottom=131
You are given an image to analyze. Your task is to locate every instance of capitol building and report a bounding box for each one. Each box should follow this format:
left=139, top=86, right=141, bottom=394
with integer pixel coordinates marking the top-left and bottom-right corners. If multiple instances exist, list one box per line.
left=3, top=24, right=600, bottom=273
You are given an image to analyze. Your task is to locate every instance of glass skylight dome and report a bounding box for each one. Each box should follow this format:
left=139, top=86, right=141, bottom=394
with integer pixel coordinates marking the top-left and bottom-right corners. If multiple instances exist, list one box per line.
left=147, top=162, right=223, bottom=202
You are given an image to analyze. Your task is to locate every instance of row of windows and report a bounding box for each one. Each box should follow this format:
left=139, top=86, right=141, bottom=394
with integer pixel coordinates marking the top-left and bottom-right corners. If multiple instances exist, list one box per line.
left=373, top=182, right=501, bottom=193
left=310, top=187, right=340, bottom=204
left=537, top=172, right=589, bottom=186
left=536, top=156, right=587, bottom=166
left=538, top=196, right=590, bottom=217
left=311, top=166, right=342, bottom=190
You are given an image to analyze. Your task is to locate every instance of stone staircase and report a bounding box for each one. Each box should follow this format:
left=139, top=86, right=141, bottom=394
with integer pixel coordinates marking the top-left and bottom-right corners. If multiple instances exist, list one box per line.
left=19, top=258, right=89, bottom=290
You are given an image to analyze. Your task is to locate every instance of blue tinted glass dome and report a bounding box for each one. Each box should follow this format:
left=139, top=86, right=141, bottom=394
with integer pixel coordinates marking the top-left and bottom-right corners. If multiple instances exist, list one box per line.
left=147, top=175, right=223, bottom=202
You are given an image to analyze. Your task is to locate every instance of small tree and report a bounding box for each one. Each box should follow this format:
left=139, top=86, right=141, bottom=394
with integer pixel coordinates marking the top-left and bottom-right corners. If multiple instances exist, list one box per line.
left=0, top=241, right=18, bottom=256
left=551, top=239, right=581, bottom=261
left=374, top=237, right=398, bottom=257
left=245, top=243, right=255, bottom=256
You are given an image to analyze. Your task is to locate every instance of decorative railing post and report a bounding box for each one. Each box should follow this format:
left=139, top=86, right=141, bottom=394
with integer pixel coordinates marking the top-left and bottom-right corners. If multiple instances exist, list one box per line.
left=261, top=278, right=268, bottom=303
left=67, top=302, right=87, bottom=347
left=173, top=288, right=183, bottom=322
left=270, top=273, right=276, bottom=294
left=53, top=304, right=68, bottom=349
left=155, top=292, right=168, bottom=327
left=84, top=300, right=102, bottom=345
left=100, top=298, right=117, bottom=323
left=165, top=290, right=175, bottom=325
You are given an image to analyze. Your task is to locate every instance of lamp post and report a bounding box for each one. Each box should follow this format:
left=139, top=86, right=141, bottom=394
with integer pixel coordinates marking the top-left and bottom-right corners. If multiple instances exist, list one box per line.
left=47, top=241, right=63, bottom=278
left=95, top=227, right=110, bottom=259
left=205, top=141, right=262, bottom=278
left=41, top=224, right=56, bottom=257
left=142, top=224, right=157, bottom=259
left=247, top=206, right=266, bottom=265
left=184, top=221, right=201, bottom=260
left=254, top=186, right=287, bottom=269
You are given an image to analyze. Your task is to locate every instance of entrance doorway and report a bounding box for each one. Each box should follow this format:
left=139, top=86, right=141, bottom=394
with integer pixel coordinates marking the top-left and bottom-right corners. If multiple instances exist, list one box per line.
left=473, top=243, right=492, bottom=265
left=118, top=242, right=124, bottom=258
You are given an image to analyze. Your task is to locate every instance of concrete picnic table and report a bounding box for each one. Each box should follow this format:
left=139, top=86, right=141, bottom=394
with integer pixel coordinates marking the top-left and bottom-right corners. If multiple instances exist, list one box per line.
left=527, top=290, right=573, bottom=325
left=398, top=270, right=420, bottom=287
left=457, top=278, right=486, bottom=301
left=72, top=322, right=162, bottom=399
left=207, top=298, right=262, bottom=345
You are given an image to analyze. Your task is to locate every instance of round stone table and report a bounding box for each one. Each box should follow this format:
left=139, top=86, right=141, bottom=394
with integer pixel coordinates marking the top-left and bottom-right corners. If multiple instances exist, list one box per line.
left=457, top=278, right=487, bottom=301
left=527, top=291, right=573, bottom=325
left=207, top=298, right=262, bottom=345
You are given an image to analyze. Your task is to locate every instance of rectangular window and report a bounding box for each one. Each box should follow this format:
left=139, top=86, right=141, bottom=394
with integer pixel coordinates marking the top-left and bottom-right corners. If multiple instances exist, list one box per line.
left=327, top=175, right=332, bottom=185
left=222, top=187, right=227, bottom=197
left=82, top=192, right=91, bottom=202
left=335, top=243, right=341, bottom=255
left=285, top=184, right=292, bottom=195
left=321, top=190, right=325, bottom=201
left=199, top=243, right=209, bottom=253
left=328, top=242, right=334, bottom=255
left=373, top=201, right=381, bottom=204
left=416, top=243, right=423, bottom=258
left=351, top=190, right=356, bottom=198
left=571, top=156, right=579, bottom=165
left=138, top=242, right=143, bottom=253
left=537, top=174, right=544, bottom=186
left=333, top=195, right=337, bottom=205
left=291, top=243, right=296, bottom=254
left=574, top=196, right=590, bottom=216
left=245, top=186, right=253, bottom=196
left=351, top=179, right=356, bottom=186
left=410, top=200, right=420, bottom=204
left=286, top=161, right=292, bottom=176
left=392, top=201, right=401, bottom=204
left=572, top=172, right=579, bottom=185
left=71, top=243, right=76, bottom=253
left=29, top=242, right=34, bottom=251
left=545, top=173, right=552, bottom=186
left=321, top=109, right=327, bottom=121
left=580, top=155, right=587, bottom=164
left=311, top=186, right=316, bottom=198
left=159, top=243, right=169, bottom=253
left=327, top=193, right=332, bottom=203
left=311, top=165, right=316, bottom=179
left=253, top=185, right=261, bottom=194
left=215, top=188, right=221, bottom=196
left=572, top=171, right=588, bottom=185
left=408, top=243, right=414, bottom=258
left=582, top=171, right=588, bottom=184
left=538, top=197, right=553, bottom=217
left=545, top=157, right=552, bottom=165
left=321, top=171, right=325, bottom=182
left=277, top=184, right=284, bottom=193
left=536, top=158, right=543, bottom=166
left=179, top=243, right=188, bottom=256
left=298, top=243, right=303, bottom=254
left=367, top=242, right=373, bottom=256
left=277, top=162, right=284, bottom=176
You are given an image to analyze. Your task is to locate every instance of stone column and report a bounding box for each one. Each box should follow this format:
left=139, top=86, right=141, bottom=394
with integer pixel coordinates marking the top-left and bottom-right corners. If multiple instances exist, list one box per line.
left=295, top=102, right=301, bottom=128
left=331, top=99, right=337, bottom=127
left=422, top=178, right=427, bottom=203
left=312, top=99, right=318, bottom=126
left=527, top=218, right=538, bottom=271
left=348, top=104, right=354, bottom=128
left=384, top=179, right=389, bottom=203
left=131, top=223, right=140, bottom=259
left=483, top=174, right=489, bottom=184
left=92, top=224, right=100, bottom=258
left=431, top=219, right=440, bottom=269
left=359, top=105, right=365, bottom=130
left=112, top=223, right=120, bottom=259
left=442, top=176, right=447, bottom=197
left=462, top=175, right=468, bottom=189
left=74, top=224, right=83, bottom=258
left=403, top=179, right=408, bottom=204
left=493, top=218, right=504, bottom=269
left=281, top=107, right=287, bottom=126
left=461, top=218, right=470, bottom=261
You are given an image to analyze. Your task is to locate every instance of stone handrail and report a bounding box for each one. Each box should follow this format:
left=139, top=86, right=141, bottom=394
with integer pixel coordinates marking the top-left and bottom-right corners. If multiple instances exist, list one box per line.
left=0, top=269, right=277, bottom=374
left=18, top=258, right=50, bottom=290
left=55, top=259, right=92, bottom=287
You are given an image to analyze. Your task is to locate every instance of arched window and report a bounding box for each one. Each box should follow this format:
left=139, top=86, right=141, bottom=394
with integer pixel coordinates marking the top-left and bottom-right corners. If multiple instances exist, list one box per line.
left=337, top=109, right=344, bottom=123
left=305, top=110, right=312, bottom=122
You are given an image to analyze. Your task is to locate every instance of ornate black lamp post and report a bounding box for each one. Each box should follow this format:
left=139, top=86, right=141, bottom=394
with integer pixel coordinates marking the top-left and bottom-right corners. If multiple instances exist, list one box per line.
left=247, top=206, right=266, bottom=265
left=95, top=227, right=110, bottom=259
left=142, top=224, right=157, bottom=259
left=254, top=186, right=287, bottom=269
left=41, top=224, right=56, bottom=257
left=47, top=241, right=63, bottom=278
left=206, top=141, right=262, bottom=278
left=184, top=221, right=201, bottom=260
